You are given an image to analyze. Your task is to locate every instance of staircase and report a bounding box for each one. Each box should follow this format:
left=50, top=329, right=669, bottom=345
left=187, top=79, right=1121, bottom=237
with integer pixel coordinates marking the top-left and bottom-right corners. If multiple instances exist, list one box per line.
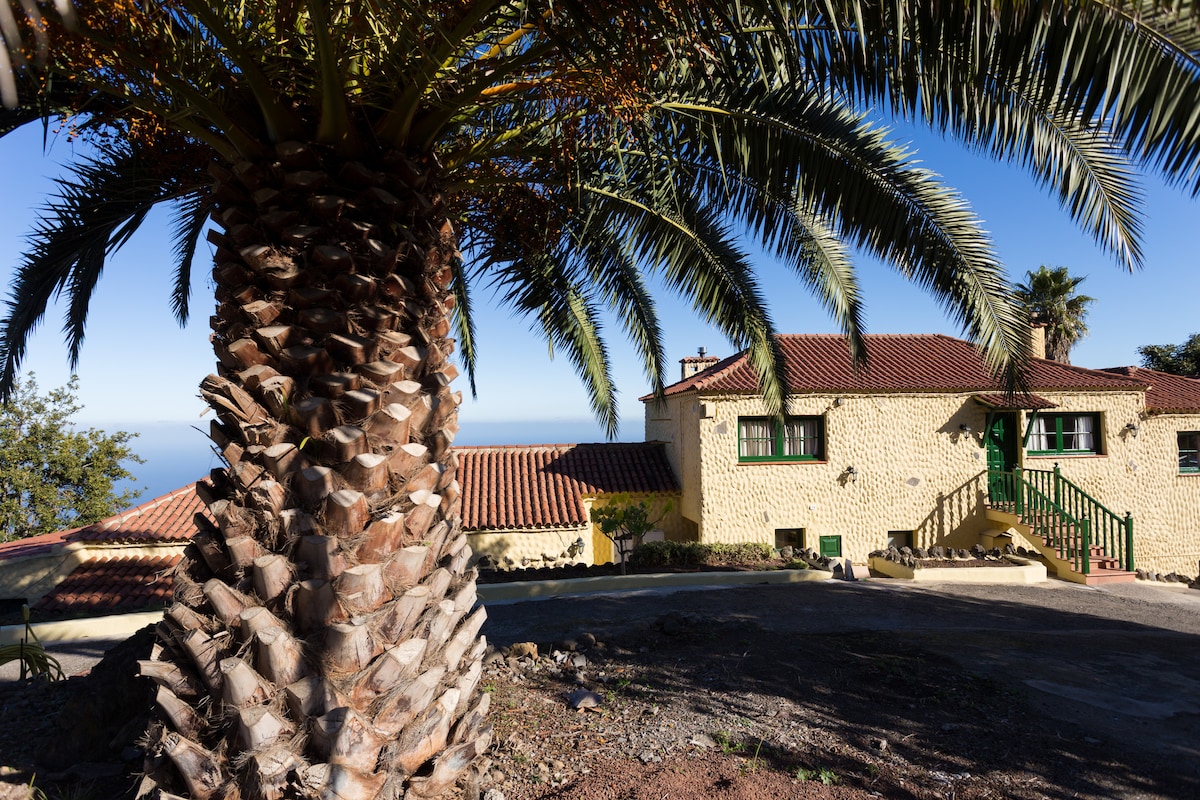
left=986, top=466, right=1135, bottom=585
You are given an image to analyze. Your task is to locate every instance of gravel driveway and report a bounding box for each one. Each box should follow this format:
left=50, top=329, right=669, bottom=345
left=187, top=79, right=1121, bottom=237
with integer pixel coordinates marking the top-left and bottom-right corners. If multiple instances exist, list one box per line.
left=482, top=577, right=1200, bottom=773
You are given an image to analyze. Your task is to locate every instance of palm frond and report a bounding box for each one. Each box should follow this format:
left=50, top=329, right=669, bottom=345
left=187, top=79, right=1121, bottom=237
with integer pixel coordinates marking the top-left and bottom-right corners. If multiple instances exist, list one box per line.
left=0, top=143, right=200, bottom=398
left=168, top=190, right=212, bottom=326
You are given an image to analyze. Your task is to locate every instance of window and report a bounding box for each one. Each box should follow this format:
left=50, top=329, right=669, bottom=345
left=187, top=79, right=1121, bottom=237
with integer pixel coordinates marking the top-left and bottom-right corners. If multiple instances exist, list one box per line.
left=887, top=531, right=913, bottom=550
left=738, top=416, right=824, bottom=461
left=775, top=528, right=804, bottom=550
left=1180, top=432, right=1200, bottom=473
left=1027, top=413, right=1101, bottom=455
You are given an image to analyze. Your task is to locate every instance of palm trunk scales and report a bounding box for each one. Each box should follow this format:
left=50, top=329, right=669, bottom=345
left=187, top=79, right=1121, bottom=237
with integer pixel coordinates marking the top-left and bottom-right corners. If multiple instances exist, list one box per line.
left=137, top=142, right=490, bottom=800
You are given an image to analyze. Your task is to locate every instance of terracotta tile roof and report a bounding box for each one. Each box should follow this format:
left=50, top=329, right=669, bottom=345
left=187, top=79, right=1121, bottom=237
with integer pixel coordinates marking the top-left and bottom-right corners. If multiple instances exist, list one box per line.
left=1100, top=366, right=1200, bottom=413
left=972, top=393, right=1059, bottom=410
left=0, top=527, right=85, bottom=561
left=32, top=553, right=180, bottom=614
left=456, top=443, right=679, bottom=531
left=652, top=334, right=1148, bottom=397
left=69, top=483, right=210, bottom=545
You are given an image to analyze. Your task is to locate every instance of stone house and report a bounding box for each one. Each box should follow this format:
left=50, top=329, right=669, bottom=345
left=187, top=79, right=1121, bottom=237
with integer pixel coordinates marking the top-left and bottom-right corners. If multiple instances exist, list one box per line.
left=644, top=333, right=1200, bottom=581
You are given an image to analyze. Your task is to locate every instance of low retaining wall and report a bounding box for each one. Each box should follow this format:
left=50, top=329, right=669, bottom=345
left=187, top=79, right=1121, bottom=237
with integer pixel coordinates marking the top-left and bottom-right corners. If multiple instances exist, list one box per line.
left=869, top=556, right=1047, bottom=585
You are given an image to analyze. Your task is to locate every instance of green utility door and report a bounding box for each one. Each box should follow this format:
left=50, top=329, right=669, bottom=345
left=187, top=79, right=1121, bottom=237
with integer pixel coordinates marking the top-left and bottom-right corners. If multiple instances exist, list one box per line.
left=819, top=535, right=842, bottom=558
left=985, top=412, right=1018, bottom=502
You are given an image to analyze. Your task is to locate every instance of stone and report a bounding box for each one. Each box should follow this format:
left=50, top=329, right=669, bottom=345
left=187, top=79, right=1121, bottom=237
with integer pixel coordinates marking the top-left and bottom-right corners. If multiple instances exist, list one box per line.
left=1004, top=543, right=1017, bottom=554
left=565, top=689, right=604, bottom=712
left=779, top=546, right=794, bottom=559
left=970, top=544, right=986, bottom=558
left=900, top=546, right=913, bottom=556
left=578, top=632, right=597, bottom=649
left=508, top=642, right=539, bottom=659
left=914, top=547, right=928, bottom=559
left=690, top=733, right=717, bottom=749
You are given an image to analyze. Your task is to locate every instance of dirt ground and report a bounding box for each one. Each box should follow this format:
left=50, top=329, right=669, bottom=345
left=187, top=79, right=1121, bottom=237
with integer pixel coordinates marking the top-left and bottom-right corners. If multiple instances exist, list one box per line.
left=477, top=578, right=1200, bottom=799
left=2, top=578, right=1199, bottom=799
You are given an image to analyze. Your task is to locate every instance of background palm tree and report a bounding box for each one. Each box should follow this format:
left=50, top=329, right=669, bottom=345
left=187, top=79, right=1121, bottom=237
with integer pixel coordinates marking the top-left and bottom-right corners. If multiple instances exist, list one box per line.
left=1, top=2, right=1200, bottom=798
left=1014, top=265, right=1096, bottom=363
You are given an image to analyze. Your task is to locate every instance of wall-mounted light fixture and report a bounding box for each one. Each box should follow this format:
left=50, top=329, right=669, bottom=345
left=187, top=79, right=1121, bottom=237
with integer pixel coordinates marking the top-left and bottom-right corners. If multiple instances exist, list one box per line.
left=832, top=397, right=844, bottom=407
left=1124, top=422, right=1140, bottom=438
left=843, top=465, right=858, bottom=482
left=959, top=423, right=973, bottom=434
left=568, top=537, right=585, bottom=558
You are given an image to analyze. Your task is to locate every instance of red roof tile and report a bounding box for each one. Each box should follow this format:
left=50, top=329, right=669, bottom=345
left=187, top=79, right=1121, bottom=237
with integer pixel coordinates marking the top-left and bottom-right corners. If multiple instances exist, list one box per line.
left=456, top=443, right=678, bottom=531
left=33, top=553, right=181, bottom=613
left=69, top=483, right=211, bottom=545
left=1100, top=366, right=1200, bottom=413
left=972, top=393, right=1059, bottom=410
left=0, top=527, right=85, bottom=561
left=652, top=335, right=1148, bottom=397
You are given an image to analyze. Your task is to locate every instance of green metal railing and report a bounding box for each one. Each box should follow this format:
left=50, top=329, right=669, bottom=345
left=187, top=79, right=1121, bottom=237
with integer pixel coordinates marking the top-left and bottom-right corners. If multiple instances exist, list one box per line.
left=987, top=464, right=1133, bottom=573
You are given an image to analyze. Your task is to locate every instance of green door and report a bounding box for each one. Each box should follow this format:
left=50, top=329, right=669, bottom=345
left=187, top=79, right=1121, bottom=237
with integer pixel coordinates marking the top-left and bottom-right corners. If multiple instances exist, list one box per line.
left=985, top=412, right=1018, bottom=502
left=819, top=535, right=842, bottom=558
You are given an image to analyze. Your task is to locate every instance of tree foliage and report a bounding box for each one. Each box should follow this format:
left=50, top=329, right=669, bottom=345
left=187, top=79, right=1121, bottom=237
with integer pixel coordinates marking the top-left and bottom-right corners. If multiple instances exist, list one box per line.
left=589, top=493, right=673, bottom=574
left=1013, top=265, right=1095, bottom=364
left=0, top=375, right=141, bottom=541
left=1138, top=333, right=1200, bottom=376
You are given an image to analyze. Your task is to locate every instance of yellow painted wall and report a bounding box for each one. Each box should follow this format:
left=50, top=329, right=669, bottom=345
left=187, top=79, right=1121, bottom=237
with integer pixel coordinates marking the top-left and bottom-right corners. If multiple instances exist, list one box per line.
left=466, top=492, right=685, bottom=569
left=648, top=389, right=1200, bottom=576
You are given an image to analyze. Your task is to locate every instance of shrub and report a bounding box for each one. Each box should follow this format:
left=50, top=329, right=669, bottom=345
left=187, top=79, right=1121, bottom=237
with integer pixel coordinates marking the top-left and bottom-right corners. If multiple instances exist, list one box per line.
left=628, top=540, right=775, bottom=568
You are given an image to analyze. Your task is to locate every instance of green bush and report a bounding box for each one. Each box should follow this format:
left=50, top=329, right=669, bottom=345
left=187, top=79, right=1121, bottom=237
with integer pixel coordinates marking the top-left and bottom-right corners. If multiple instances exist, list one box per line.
left=628, top=540, right=775, bottom=568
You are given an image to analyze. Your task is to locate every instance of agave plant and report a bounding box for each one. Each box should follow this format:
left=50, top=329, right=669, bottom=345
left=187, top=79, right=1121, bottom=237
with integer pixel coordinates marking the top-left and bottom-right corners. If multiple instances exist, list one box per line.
left=0, top=2, right=1198, bottom=799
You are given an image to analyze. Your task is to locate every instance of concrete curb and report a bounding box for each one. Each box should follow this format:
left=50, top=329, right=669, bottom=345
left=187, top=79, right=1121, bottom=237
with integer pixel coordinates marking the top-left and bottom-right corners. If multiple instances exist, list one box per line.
left=476, top=567, right=833, bottom=602
left=2, top=569, right=836, bottom=642
left=0, top=610, right=163, bottom=645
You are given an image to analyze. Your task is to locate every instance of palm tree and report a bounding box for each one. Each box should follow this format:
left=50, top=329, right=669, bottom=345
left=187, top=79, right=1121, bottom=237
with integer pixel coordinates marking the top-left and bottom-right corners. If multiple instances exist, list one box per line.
left=2, top=2, right=1200, bottom=798
left=1014, top=266, right=1096, bottom=363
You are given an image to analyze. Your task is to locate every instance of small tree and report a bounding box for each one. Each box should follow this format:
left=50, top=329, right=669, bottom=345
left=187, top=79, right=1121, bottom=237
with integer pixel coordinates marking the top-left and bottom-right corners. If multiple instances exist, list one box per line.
left=589, top=493, right=672, bottom=575
left=1138, top=333, right=1200, bottom=377
left=0, top=375, right=142, bottom=541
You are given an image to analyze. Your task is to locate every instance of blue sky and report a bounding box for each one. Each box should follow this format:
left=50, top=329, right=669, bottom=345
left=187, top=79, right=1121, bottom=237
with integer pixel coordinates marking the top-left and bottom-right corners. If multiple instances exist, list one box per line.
left=2, top=119, right=1198, bottom=448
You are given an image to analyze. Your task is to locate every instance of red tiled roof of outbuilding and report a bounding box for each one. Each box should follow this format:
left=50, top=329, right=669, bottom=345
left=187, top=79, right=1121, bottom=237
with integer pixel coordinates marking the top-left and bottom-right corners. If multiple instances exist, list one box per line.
left=1100, top=366, right=1200, bottom=413
left=33, top=553, right=181, bottom=613
left=650, top=334, right=1148, bottom=397
left=456, top=442, right=678, bottom=531
left=68, top=483, right=210, bottom=545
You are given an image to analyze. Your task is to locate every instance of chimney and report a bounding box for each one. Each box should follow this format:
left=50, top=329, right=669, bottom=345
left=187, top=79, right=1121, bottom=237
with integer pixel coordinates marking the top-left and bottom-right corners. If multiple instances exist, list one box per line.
left=680, top=346, right=720, bottom=380
left=1030, top=322, right=1046, bottom=360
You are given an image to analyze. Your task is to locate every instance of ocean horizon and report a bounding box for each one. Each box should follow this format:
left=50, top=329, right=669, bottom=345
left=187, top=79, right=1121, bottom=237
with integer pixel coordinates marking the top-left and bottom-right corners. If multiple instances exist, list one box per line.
left=112, top=417, right=645, bottom=509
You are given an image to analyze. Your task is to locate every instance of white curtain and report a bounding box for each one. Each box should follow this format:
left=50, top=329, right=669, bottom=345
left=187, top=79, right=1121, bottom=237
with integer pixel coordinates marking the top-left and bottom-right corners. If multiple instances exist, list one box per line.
left=1029, top=416, right=1053, bottom=451
left=784, top=418, right=820, bottom=456
left=739, top=419, right=775, bottom=457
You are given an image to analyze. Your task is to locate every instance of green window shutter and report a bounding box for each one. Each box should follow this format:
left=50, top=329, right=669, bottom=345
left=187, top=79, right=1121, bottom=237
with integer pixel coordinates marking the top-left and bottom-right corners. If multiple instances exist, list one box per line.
left=819, top=535, right=842, bottom=558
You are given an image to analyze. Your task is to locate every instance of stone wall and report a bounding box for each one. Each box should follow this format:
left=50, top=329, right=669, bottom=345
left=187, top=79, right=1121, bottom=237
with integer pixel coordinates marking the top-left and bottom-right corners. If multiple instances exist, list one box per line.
left=647, top=388, right=1200, bottom=576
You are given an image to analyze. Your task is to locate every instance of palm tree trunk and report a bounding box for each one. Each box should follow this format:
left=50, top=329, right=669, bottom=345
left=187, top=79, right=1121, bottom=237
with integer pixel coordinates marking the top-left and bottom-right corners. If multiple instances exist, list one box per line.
left=137, top=142, right=490, bottom=800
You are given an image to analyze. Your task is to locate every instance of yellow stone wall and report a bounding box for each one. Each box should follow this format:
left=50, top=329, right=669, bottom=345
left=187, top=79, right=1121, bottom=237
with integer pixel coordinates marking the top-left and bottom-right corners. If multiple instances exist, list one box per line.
left=645, top=388, right=1200, bottom=576
left=466, top=493, right=685, bottom=569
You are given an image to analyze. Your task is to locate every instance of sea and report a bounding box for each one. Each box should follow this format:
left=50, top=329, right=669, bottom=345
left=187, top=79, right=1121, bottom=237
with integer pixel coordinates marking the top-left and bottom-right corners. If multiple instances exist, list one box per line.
left=112, top=417, right=645, bottom=508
